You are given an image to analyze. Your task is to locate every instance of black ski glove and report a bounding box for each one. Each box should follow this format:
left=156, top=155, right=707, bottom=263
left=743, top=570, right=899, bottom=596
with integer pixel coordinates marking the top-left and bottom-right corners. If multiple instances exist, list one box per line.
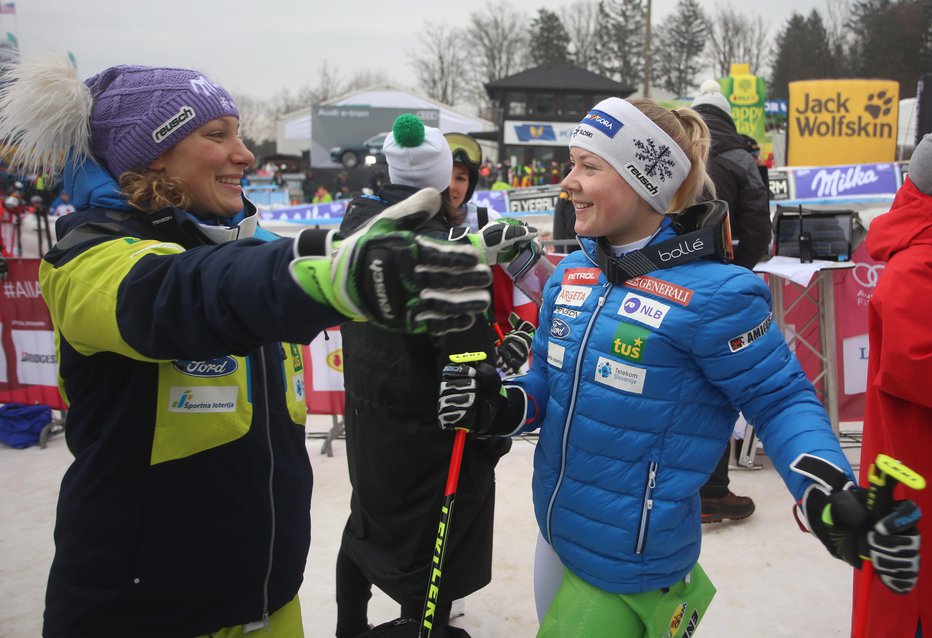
left=438, top=362, right=525, bottom=437
left=290, top=188, right=492, bottom=335
left=495, top=312, right=535, bottom=374
left=791, top=453, right=921, bottom=594
left=0, top=255, right=8, bottom=281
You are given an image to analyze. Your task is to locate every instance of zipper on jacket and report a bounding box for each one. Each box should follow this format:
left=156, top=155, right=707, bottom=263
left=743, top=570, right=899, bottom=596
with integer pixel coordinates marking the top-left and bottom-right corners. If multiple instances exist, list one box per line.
left=545, top=285, right=610, bottom=544
left=635, top=460, right=659, bottom=555
left=257, top=347, right=275, bottom=627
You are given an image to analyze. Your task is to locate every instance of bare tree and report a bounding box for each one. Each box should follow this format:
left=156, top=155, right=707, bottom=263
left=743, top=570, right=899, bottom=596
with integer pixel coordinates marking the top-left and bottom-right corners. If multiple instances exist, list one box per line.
left=705, top=3, right=771, bottom=78
left=463, top=1, right=530, bottom=114
left=409, top=23, right=470, bottom=106
left=561, top=0, right=602, bottom=72
left=345, top=69, right=387, bottom=93
left=231, top=93, right=276, bottom=145
left=309, top=59, right=344, bottom=103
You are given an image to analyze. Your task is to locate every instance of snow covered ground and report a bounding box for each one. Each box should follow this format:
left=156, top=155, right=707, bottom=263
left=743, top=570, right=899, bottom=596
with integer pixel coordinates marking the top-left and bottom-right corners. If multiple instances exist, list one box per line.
left=1, top=416, right=862, bottom=638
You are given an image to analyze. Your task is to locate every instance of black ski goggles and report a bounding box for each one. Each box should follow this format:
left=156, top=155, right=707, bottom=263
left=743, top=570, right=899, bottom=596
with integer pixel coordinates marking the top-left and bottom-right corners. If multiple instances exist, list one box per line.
left=445, top=133, right=482, bottom=168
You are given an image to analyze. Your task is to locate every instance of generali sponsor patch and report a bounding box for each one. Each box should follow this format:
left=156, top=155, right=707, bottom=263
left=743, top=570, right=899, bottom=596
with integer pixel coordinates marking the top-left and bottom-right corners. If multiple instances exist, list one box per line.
left=562, top=268, right=601, bottom=286
left=556, top=285, right=591, bottom=307
left=727, top=314, right=773, bottom=352
left=624, top=275, right=693, bottom=306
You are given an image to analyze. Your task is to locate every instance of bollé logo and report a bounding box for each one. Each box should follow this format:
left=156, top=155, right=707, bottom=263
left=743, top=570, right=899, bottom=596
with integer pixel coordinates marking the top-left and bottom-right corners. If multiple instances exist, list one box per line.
left=793, top=90, right=894, bottom=140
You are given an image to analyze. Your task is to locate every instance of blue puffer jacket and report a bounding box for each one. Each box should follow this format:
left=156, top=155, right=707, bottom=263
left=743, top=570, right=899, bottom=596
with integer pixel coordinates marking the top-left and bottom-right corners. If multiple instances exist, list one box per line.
left=508, top=218, right=853, bottom=595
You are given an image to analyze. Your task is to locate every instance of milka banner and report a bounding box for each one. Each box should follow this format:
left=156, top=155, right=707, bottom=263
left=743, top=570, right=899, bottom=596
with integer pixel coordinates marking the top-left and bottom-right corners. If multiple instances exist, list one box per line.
left=788, top=79, right=899, bottom=166
left=793, top=163, right=899, bottom=199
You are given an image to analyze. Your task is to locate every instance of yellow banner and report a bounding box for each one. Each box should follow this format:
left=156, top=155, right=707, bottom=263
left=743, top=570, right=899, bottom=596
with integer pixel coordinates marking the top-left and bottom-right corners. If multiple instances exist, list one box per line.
left=788, top=79, right=899, bottom=166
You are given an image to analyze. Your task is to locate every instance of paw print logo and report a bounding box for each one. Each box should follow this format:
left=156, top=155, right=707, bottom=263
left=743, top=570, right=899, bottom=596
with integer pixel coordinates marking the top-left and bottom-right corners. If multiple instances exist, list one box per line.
left=598, top=362, right=612, bottom=378
left=864, top=90, right=894, bottom=120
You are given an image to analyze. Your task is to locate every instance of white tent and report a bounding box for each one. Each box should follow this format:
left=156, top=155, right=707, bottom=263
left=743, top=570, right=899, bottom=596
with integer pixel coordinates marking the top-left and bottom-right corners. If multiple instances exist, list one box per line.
left=276, top=85, right=495, bottom=160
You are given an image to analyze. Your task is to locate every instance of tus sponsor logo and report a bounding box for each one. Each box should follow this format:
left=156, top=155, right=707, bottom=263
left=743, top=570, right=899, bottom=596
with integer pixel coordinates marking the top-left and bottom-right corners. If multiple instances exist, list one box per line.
left=582, top=109, right=623, bottom=138
left=611, top=322, right=649, bottom=363
left=173, top=356, right=238, bottom=378
left=152, top=106, right=196, bottom=143
left=728, top=314, right=773, bottom=352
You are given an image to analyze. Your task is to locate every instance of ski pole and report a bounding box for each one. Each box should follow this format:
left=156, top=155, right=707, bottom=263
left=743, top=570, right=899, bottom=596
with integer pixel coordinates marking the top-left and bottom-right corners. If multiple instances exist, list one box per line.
left=852, top=454, right=926, bottom=638
left=419, top=351, right=487, bottom=638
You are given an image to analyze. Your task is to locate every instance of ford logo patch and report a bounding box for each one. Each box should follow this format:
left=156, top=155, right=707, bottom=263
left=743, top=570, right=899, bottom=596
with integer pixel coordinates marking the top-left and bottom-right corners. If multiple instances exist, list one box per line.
left=550, top=317, right=571, bottom=339
left=173, top=356, right=238, bottom=377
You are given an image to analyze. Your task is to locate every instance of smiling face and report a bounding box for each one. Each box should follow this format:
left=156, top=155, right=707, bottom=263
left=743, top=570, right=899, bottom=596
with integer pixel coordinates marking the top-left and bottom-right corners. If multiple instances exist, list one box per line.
left=148, top=116, right=254, bottom=217
left=448, top=164, right=470, bottom=209
left=562, top=147, right=661, bottom=245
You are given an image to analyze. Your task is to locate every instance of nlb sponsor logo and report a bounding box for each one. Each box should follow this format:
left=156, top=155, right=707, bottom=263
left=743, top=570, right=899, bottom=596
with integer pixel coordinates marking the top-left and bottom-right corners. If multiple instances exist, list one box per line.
left=562, top=268, right=600, bottom=285
left=556, top=285, right=591, bottom=307
left=594, top=356, right=646, bottom=395
left=658, top=237, right=704, bottom=262
left=173, top=356, right=238, bottom=378
left=618, top=292, right=670, bottom=329
left=168, top=386, right=238, bottom=413
left=152, top=106, right=196, bottom=143
left=625, top=276, right=693, bottom=306
left=624, top=163, right=659, bottom=196
left=727, top=314, right=773, bottom=352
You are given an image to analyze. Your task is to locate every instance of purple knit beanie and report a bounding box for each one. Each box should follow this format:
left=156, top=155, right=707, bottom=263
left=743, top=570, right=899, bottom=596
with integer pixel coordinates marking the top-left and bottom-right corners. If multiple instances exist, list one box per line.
left=84, top=65, right=239, bottom=178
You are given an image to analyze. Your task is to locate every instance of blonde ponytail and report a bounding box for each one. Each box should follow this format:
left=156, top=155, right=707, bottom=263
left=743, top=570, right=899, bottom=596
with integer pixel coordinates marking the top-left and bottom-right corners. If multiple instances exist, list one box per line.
left=628, top=99, right=714, bottom=213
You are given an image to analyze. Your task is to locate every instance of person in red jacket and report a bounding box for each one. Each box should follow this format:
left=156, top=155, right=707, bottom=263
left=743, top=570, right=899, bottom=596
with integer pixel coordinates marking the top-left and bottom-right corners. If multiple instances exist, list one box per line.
left=857, top=133, right=932, bottom=637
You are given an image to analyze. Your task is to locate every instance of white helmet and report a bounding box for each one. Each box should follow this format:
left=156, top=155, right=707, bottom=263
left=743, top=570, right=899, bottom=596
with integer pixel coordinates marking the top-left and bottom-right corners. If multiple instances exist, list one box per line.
left=4, top=195, right=19, bottom=211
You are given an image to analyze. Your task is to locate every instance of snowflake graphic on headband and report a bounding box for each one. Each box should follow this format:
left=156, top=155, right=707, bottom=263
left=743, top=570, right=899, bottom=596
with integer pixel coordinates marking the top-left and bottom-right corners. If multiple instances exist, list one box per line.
left=633, top=138, right=675, bottom=182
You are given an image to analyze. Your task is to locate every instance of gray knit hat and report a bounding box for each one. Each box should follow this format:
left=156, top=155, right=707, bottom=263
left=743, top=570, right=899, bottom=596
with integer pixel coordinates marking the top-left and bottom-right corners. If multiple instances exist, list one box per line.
left=692, top=79, right=732, bottom=116
left=85, top=65, right=239, bottom=178
left=909, top=134, right=932, bottom=195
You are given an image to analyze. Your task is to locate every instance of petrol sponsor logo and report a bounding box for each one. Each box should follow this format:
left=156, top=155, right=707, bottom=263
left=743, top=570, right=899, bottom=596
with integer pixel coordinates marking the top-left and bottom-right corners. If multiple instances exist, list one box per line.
left=547, top=341, right=565, bottom=369
left=556, top=284, right=591, bottom=307
left=618, top=292, right=670, bottom=329
left=553, top=307, right=580, bottom=319
left=172, top=356, right=238, bottom=378
left=169, top=386, right=238, bottom=413
left=152, top=106, right=196, bottom=143
left=581, top=109, right=623, bottom=138
left=562, top=268, right=600, bottom=285
left=727, top=314, right=773, bottom=352
left=550, top=317, right=571, bottom=339
left=611, top=322, right=649, bottom=363
left=625, top=276, right=693, bottom=306
left=594, top=356, right=646, bottom=395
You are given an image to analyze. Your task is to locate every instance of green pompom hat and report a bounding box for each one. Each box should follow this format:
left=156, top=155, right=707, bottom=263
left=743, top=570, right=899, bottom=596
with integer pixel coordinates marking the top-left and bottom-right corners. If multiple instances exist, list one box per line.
left=382, top=113, right=453, bottom=192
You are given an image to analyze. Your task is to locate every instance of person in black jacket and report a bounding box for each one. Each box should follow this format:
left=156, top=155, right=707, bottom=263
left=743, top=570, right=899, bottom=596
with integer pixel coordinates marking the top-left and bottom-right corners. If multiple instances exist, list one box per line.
left=0, top=57, right=493, bottom=638
left=335, top=115, right=535, bottom=638
left=692, top=79, right=772, bottom=523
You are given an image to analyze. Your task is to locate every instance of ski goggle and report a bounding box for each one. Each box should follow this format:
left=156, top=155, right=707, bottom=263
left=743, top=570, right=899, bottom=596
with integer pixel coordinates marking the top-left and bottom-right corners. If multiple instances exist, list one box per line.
left=445, top=133, right=482, bottom=168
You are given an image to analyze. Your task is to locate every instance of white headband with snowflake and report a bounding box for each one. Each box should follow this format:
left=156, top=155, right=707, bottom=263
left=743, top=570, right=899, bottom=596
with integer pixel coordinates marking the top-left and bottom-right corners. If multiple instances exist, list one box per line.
left=569, top=98, right=691, bottom=214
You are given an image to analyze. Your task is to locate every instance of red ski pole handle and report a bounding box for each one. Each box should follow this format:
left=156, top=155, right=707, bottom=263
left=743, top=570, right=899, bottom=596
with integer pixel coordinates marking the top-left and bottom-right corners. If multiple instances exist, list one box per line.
left=420, top=352, right=486, bottom=638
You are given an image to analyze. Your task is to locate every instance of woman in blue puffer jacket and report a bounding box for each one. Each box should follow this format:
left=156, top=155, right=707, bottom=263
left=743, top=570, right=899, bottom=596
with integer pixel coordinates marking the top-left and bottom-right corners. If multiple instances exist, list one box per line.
left=437, top=97, right=922, bottom=637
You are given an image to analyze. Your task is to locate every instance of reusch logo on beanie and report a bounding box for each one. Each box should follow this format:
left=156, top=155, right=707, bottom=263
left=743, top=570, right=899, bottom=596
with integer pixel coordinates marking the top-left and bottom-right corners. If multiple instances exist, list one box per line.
left=84, top=65, right=239, bottom=178
left=152, top=106, right=196, bottom=143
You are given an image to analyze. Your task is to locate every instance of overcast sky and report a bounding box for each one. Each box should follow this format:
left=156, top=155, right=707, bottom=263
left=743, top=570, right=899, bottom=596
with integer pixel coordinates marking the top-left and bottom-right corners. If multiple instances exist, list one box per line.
left=19, top=0, right=827, bottom=101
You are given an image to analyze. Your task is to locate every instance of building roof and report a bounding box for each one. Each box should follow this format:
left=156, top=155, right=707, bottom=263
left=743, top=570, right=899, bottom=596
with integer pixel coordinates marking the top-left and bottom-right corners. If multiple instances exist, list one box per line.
left=485, top=61, right=634, bottom=96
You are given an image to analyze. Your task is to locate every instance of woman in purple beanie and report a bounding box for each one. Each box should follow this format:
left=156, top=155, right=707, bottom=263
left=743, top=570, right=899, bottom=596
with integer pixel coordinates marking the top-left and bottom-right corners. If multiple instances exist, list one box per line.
left=0, top=55, right=492, bottom=638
